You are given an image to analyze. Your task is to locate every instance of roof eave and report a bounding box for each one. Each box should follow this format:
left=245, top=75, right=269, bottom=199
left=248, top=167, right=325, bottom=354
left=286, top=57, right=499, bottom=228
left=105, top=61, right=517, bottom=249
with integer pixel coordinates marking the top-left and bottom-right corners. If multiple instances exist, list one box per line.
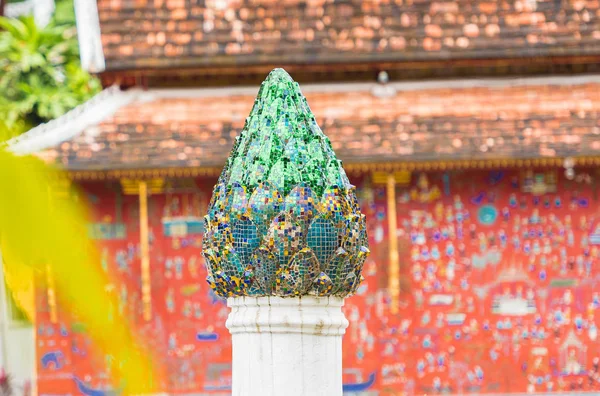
left=61, top=156, right=600, bottom=181
left=6, top=86, right=139, bottom=155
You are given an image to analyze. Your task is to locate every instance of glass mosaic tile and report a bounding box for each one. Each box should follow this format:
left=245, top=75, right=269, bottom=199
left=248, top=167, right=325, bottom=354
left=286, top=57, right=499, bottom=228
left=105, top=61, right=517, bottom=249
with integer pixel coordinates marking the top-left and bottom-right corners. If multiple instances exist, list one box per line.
left=202, top=68, right=370, bottom=298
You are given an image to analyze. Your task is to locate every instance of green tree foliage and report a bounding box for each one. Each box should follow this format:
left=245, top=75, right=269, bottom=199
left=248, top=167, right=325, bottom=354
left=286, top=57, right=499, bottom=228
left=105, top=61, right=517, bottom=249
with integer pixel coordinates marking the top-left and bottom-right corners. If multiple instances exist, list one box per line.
left=53, top=0, right=76, bottom=26
left=0, top=11, right=100, bottom=141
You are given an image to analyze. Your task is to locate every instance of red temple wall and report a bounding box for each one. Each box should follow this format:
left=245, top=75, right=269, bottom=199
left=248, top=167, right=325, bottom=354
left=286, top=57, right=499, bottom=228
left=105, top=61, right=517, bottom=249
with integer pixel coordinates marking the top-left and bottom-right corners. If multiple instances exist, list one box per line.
left=35, top=169, right=600, bottom=395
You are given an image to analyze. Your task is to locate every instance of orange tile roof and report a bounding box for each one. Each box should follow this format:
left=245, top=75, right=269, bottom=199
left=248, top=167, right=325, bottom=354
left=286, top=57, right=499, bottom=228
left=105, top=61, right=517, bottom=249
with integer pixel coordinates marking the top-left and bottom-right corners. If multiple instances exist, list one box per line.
left=97, top=0, right=600, bottom=71
left=38, top=81, right=600, bottom=170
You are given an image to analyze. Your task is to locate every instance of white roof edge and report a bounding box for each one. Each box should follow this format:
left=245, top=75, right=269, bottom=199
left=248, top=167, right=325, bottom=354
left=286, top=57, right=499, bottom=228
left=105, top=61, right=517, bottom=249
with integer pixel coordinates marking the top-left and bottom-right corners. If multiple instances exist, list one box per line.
left=7, top=86, right=140, bottom=155
left=74, top=0, right=106, bottom=73
left=4, top=0, right=34, bottom=18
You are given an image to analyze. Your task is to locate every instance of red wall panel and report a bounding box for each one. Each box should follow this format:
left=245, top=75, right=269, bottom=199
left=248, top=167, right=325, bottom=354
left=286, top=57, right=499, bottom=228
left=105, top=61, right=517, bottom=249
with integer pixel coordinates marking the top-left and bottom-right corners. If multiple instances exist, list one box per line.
left=35, top=169, right=600, bottom=395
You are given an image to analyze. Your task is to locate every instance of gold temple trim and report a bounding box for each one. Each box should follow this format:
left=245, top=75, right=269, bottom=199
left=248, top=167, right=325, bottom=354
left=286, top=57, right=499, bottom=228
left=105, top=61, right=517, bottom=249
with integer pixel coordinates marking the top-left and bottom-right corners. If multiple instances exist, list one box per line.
left=70, top=167, right=222, bottom=181
left=344, top=156, right=600, bottom=174
left=138, top=181, right=152, bottom=322
left=386, top=173, right=400, bottom=315
left=64, top=156, right=600, bottom=180
left=121, top=178, right=165, bottom=195
left=372, top=171, right=411, bottom=186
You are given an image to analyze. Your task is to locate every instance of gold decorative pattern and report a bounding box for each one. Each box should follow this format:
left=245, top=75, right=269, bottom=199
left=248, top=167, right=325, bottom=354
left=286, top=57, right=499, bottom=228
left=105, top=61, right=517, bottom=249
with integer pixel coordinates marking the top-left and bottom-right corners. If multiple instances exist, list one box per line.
left=67, top=168, right=222, bottom=181
left=386, top=173, right=400, bottom=314
left=138, top=181, right=151, bottom=321
left=120, top=178, right=165, bottom=195
left=372, top=171, right=411, bottom=186
left=63, top=157, right=600, bottom=181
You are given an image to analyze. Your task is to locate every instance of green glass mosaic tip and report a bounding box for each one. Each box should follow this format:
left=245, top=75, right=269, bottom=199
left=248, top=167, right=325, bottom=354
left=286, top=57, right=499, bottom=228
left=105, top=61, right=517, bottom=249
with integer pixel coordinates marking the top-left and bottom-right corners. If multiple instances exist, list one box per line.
left=202, top=68, right=369, bottom=298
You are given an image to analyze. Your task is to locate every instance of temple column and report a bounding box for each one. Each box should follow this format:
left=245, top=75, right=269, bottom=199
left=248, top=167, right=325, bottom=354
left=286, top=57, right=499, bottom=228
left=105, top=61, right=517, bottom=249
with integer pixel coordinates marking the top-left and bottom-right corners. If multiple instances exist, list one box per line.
left=386, top=173, right=399, bottom=314
left=138, top=180, right=151, bottom=321
left=226, top=296, right=348, bottom=396
left=120, top=178, right=164, bottom=322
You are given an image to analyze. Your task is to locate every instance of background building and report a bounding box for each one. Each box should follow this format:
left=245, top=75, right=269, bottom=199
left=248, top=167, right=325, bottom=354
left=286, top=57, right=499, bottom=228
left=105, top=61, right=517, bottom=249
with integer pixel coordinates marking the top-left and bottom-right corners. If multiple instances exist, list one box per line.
left=0, top=251, right=35, bottom=395
left=7, top=0, right=600, bottom=394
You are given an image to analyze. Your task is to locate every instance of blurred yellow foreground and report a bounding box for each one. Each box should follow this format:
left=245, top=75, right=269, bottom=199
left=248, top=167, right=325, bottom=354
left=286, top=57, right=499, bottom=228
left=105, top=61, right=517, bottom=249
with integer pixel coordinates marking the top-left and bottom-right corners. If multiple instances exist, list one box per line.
left=0, top=148, right=161, bottom=393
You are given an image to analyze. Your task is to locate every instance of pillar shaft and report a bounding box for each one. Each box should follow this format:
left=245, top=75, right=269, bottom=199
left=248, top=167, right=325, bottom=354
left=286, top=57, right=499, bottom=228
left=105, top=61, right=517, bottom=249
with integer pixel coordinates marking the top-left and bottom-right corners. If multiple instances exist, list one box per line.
left=386, top=173, right=400, bottom=314
left=138, top=180, right=151, bottom=321
left=227, top=296, right=349, bottom=396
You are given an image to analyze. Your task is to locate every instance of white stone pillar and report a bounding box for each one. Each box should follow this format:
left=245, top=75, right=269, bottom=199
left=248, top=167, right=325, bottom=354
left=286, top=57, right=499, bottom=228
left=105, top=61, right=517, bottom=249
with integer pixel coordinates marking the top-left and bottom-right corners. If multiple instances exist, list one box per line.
left=226, top=296, right=349, bottom=396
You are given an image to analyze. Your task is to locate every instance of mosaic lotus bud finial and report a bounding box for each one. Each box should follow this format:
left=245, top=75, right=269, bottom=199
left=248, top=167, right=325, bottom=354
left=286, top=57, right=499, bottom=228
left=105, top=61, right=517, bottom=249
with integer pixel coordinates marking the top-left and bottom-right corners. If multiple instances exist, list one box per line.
left=202, top=68, right=369, bottom=298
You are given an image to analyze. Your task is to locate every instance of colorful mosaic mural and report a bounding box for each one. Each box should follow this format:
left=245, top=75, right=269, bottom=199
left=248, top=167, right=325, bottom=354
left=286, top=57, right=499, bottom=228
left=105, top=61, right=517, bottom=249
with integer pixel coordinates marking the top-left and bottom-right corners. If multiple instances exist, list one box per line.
left=375, top=168, right=600, bottom=395
left=35, top=166, right=600, bottom=395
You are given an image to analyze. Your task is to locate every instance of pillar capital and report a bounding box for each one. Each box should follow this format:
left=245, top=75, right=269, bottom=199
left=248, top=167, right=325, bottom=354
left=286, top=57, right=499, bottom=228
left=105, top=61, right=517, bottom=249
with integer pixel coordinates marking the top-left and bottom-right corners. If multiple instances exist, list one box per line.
left=226, top=296, right=348, bottom=336
left=119, top=178, right=164, bottom=195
